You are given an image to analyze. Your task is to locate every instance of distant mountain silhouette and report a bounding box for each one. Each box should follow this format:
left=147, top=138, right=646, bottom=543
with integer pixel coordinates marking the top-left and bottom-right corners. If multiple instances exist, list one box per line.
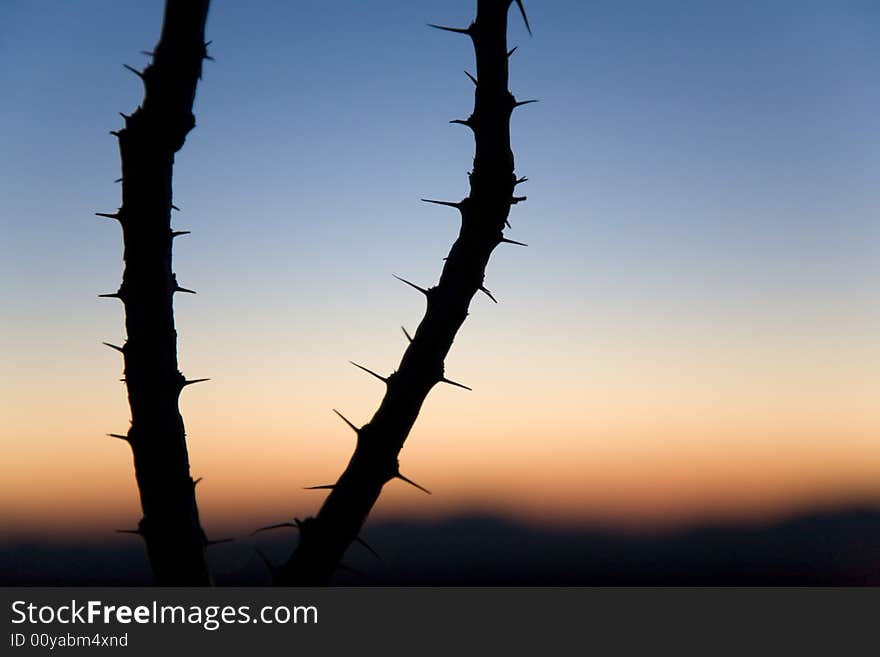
left=2, top=506, right=878, bottom=585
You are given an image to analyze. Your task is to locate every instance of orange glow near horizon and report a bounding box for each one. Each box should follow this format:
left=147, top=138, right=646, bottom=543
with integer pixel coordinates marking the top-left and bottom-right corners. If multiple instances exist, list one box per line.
left=3, top=260, right=878, bottom=541
left=3, top=339, right=879, bottom=540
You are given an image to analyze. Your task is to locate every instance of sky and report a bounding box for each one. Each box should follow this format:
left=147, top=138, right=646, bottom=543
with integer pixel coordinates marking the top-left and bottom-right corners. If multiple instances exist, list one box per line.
left=1, top=0, right=879, bottom=541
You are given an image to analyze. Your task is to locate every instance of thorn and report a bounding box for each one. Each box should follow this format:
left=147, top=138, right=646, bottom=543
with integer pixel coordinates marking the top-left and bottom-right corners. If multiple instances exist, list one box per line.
left=171, top=230, right=191, bottom=238
left=115, top=529, right=142, bottom=536
left=349, top=361, right=387, bottom=383
left=98, top=292, right=122, bottom=299
left=205, top=40, right=213, bottom=47
left=102, top=342, right=125, bottom=353
left=507, top=46, right=518, bottom=58
left=396, top=472, right=432, bottom=495
left=193, top=477, right=203, bottom=487
left=427, top=23, right=472, bottom=36
left=206, top=537, right=234, bottom=546
left=182, top=378, right=210, bottom=387
left=450, top=118, right=475, bottom=130
left=421, top=198, right=462, bottom=210
left=114, top=177, right=123, bottom=184
left=440, top=376, right=473, bottom=391
left=250, top=522, right=297, bottom=536
left=139, top=50, right=154, bottom=57
left=174, top=285, right=197, bottom=294
left=95, top=211, right=121, bottom=220
left=354, top=536, right=382, bottom=561
left=515, top=176, right=528, bottom=186
left=107, top=433, right=129, bottom=441
left=254, top=548, right=277, bottom=575
left=392, top=274, right=429, bottom=296
left=501, top=237, right=528, bottom=247
left=464, top=70, right=477, bottom=86
left=479, top=286, right=498, bottom=303
left=401, top=326, right=413, bottom=343
left=514, top=0, right=533, bottom=36
left=109, top=130, right=121, bottom=137
left=303, top=484, right=335, bottom=490
left=332, top=409, right=360, bottom=434
left=513, top=99, right=539, bottom=108
left=171, top=204, right=181, bottom=211
left=123, top=64, right=144, bottom=79
left=118, top=112, right=130, bottom=121
left=511, top=195, right=527, bottom=204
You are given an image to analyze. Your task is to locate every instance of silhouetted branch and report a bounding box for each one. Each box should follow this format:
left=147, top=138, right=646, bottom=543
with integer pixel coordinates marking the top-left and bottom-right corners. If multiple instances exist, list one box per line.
left=103, top=0, right=212, bottom=585
left=278, top=0, right=530, bottom=585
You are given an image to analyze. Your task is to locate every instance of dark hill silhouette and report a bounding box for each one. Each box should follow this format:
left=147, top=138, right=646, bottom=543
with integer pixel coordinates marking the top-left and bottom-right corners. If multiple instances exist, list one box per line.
left=2, top=506, right=878, bottom=585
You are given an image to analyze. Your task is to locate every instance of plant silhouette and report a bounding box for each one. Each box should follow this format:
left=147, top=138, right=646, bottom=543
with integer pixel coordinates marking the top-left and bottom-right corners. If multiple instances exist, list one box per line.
left=100, top=0, right=533, bottom=586
left=101, top=0, right=213, bottom=585
left=276, top=0, right=534, bottom=585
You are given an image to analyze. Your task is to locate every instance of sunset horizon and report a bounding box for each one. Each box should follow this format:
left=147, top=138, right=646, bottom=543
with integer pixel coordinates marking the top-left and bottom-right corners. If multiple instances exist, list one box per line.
left=2, top=0, right=878, bottom=586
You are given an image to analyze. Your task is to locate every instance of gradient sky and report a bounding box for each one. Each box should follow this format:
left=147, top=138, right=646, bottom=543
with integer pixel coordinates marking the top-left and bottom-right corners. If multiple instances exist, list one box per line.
left=1, top=0, right=879, bottom=540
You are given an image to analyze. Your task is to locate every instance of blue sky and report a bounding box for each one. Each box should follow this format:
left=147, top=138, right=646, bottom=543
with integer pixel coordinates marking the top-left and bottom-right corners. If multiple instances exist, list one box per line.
left=2, top=1, right=879, bottom=533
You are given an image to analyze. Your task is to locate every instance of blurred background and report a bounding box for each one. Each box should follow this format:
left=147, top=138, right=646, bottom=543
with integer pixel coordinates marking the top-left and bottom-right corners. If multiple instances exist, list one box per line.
left=1, top=0, right=878, bottom=583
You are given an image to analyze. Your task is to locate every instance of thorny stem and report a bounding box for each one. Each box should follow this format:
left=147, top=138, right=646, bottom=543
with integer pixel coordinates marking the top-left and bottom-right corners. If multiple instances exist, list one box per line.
left=104, top=0, right=212, bottom=585
left=278, top=0, right=531, bottom=585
